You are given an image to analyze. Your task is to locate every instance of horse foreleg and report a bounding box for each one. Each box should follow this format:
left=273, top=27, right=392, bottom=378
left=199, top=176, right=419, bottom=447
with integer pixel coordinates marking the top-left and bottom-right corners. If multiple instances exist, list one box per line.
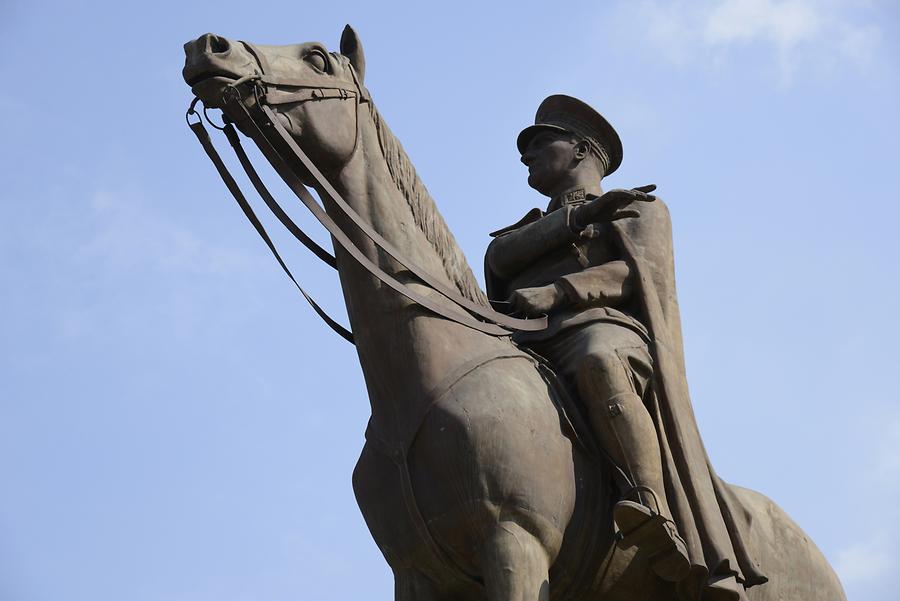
left=481, top=521, right=550, bottom=601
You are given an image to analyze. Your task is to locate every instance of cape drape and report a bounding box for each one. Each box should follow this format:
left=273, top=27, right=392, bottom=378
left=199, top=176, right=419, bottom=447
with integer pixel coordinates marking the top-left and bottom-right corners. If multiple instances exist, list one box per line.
left=611, top=200, right=767, bottom=596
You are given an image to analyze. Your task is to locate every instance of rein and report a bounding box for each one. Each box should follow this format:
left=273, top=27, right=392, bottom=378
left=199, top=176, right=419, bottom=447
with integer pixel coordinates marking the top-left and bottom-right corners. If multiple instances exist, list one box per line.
left=186, top=42, right=548, bottom=342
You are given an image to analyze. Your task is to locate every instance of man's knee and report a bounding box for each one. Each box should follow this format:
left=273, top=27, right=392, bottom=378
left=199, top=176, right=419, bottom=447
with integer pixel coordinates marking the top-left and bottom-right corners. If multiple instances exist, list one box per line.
left=576, top=350, right=633, bottom=402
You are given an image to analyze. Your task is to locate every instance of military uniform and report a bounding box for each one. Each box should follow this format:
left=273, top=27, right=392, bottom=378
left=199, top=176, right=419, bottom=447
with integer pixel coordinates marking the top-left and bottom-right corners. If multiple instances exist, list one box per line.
left=485, top=188, right=656, bottom=427
left=485, top=95, right=767, bottom=599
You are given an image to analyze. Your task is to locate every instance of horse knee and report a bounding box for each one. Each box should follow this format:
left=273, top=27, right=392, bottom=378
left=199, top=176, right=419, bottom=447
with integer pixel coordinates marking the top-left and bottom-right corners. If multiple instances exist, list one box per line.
left=481, top=521, right=550, bottom=601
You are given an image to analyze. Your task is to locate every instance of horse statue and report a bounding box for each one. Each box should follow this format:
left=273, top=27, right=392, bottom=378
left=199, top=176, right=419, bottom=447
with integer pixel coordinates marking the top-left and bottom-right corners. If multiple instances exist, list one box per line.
left=182, top=26, right=845, bottom=601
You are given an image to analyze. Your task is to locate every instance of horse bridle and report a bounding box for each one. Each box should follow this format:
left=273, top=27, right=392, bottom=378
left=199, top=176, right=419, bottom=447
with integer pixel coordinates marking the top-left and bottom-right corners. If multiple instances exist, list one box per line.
left=239, top=41, right=369, bottom=103
left=186, top=41, right=548, bottom=343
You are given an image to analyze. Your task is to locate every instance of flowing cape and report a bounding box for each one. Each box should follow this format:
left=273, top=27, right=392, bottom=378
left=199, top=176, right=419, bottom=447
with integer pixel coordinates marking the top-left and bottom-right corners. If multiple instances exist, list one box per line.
left=611, top=199, right=767, bottom=595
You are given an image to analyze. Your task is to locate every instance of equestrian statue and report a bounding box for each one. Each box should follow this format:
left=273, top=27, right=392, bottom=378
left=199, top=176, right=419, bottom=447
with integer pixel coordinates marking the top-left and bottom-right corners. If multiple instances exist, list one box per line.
left=182, top=25, right=845, bottom=601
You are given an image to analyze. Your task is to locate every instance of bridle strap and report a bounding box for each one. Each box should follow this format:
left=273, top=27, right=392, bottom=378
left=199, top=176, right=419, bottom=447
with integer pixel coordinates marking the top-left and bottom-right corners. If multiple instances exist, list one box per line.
left=227, top=98, right=514, bottom=336
left=239, top=40, right=364, bottom=105
left=188, top=42, right=548, bottom=338
left=256, top=102, right=547, bottom=333
left=263, top=86, right=354, bottom=106
left=186, top=110, right=353, bottom=343
left=221, top=122, right=337, bottom=269
left=240, top=41, right=271, bottom=77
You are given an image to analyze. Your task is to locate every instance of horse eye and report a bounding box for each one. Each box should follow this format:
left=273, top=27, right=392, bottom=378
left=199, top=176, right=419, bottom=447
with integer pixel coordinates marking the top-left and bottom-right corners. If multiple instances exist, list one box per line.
left=304, top=50, right=328, bottom=73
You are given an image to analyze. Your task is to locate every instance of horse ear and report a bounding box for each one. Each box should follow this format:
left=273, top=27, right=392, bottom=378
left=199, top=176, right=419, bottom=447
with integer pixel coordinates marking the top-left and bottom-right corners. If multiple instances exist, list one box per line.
left=340, top=24, right=366, bottom=84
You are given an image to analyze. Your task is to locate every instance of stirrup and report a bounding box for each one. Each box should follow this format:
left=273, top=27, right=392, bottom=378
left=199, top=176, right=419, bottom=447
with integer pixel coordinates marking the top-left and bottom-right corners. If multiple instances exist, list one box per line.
left=619, top=484, right=663, bottom=515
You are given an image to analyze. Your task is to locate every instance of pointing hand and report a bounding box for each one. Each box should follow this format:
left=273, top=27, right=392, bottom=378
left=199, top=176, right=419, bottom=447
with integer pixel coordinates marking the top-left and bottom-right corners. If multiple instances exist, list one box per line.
left=573, top=184, right=656, bottom=227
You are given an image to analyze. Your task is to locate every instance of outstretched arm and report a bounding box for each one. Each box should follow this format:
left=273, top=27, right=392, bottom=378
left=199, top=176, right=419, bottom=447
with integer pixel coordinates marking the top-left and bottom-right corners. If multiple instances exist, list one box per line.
left=487, top=185, right=656, bottom=279
left=486, top=208, right=577, bottom=279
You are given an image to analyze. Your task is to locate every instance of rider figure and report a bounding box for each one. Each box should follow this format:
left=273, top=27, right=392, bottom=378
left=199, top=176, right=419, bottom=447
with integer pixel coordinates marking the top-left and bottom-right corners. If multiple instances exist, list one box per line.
left=484, top=94, right=691, bottom=582
left=485, top=96, right=768, bottom=599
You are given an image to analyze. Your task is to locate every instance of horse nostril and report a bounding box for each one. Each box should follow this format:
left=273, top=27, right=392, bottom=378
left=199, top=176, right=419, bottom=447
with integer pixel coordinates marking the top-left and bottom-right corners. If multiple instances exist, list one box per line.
left=199, top=33, right=230, bottom=55
left=210, top=35, right=229, bottom=54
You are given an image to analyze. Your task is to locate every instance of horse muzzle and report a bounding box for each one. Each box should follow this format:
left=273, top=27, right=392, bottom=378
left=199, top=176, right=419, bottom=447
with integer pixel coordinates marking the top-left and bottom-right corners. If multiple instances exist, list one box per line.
left=183, top=33, right=253, bottom=107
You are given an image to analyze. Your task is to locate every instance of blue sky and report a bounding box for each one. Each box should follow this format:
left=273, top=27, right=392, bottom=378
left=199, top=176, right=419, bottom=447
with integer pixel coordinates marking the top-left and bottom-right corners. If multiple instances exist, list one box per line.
left=1, top=1, right=898, bottom=599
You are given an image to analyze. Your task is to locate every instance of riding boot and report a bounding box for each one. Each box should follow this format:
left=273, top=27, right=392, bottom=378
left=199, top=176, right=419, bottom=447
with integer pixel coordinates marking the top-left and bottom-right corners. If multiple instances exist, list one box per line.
left=614, top=497, right=690, bottom=582
left=585, top=391, right=691, bottom=582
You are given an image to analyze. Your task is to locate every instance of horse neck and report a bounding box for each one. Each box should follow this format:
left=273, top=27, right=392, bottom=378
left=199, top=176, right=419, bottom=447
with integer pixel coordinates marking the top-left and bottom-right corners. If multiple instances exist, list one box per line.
left=315, top=103, right=508, bottom=423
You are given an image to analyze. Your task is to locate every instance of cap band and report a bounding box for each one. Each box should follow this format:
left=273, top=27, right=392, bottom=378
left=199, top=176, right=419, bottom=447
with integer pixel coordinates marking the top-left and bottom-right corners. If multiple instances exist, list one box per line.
left=542, top=111, right=611, bottom=174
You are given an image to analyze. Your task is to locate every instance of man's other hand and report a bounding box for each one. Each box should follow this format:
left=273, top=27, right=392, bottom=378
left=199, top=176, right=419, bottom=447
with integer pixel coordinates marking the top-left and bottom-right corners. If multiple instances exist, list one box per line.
left=508, top=284, right=566, bottom=316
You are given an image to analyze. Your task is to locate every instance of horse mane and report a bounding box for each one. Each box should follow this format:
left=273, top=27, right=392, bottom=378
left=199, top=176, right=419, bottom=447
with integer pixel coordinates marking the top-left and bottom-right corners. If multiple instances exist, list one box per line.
left=366, top=103, right=489, bottom=305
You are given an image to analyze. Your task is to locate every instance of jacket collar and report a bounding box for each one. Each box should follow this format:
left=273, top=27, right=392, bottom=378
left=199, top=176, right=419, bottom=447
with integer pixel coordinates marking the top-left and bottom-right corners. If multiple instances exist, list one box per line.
left=547, top=187, right=590, bottom=212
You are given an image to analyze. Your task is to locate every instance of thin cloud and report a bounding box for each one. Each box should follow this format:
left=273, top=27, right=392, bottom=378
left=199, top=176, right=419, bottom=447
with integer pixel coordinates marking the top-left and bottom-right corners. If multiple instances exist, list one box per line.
left=833, top=410, right=900, bottom=596
left=81, top=186, right=257, bottom=277
left=703, top=0, right=821, bottom=47
left=622, top=0, right=884, bottom=84
left=12, top=178, right=269, bottom=345
left=836, top=534, right=895, bottom=588
left=872, top=414, right=900, bottom=488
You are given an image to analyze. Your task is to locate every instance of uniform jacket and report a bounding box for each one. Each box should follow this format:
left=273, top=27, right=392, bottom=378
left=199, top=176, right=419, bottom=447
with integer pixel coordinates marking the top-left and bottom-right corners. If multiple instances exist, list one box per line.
left=484, top=192, right=646, bottom=345
left=484, top=194, right=768, bottom=596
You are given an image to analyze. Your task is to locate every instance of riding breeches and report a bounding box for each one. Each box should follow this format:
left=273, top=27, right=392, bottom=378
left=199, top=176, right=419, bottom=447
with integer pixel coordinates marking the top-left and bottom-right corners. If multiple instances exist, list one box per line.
left=527, top=320, right=665, bottom=505
left=527, top=321, right=653, bottom=406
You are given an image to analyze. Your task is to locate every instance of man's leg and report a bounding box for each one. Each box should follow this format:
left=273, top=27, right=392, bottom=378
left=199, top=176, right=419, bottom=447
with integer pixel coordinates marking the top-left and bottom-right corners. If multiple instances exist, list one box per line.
left=565, top=325, right=690, bottom=582
left=576, top=350, right=668, bottom=512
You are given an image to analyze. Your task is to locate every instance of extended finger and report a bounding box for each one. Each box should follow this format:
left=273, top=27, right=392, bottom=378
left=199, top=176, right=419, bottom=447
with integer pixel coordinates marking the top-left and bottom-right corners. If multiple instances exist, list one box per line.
left=608, top=191, right=640, bottom=205
left=609, top=209, right=641, bottom=221
left=612, top=188, right=654, bottom=202
left=625, top=190, right=656, bottom=203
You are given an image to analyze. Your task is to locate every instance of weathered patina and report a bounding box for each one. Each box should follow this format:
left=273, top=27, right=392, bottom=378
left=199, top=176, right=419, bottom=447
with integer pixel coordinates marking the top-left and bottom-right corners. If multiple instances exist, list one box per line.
left=182, top=26, right=846, bottom=601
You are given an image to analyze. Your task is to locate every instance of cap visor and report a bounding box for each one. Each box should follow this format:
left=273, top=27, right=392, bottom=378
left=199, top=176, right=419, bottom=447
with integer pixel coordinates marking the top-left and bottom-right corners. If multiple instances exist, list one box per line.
left=516, top=123, right=571, bottom=154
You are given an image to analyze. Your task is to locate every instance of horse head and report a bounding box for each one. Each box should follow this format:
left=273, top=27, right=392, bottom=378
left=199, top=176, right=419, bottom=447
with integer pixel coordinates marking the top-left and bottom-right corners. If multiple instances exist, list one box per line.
left=182, top=26, right=367, bottom=171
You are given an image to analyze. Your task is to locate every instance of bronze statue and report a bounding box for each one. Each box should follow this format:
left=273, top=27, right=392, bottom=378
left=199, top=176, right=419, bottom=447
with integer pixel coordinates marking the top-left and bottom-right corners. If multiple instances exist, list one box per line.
left=182, top=26, right=846, bottom=601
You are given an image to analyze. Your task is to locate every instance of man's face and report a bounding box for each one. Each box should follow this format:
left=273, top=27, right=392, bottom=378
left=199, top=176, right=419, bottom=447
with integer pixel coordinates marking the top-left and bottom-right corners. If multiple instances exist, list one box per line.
left=520, top=130, right=578, bottom=196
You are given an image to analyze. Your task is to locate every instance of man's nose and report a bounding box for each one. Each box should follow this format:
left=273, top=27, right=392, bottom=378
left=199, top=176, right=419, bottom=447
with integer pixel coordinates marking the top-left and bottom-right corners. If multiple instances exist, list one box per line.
left=520, top=153, right=532, bottom=166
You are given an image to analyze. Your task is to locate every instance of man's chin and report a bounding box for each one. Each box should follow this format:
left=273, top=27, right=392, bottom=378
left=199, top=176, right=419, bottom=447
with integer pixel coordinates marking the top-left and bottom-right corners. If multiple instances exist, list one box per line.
left=527, top=174, right=551, bottom=197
